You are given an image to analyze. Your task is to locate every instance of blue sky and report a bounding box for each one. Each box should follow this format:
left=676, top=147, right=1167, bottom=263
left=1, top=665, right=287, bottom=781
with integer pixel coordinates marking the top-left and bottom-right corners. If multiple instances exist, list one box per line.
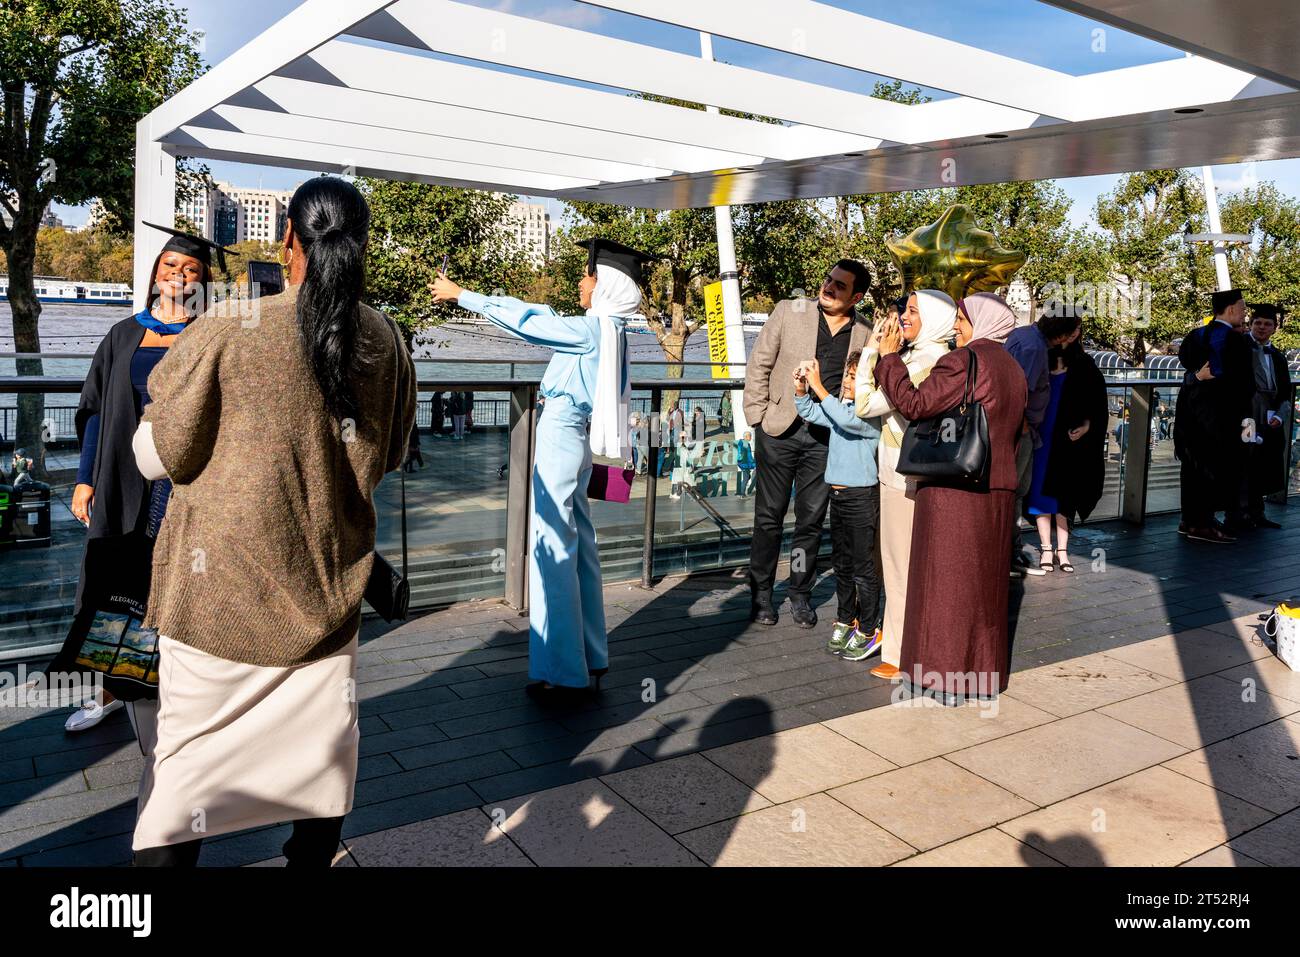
left=51, top=0, right=1300, bottom=231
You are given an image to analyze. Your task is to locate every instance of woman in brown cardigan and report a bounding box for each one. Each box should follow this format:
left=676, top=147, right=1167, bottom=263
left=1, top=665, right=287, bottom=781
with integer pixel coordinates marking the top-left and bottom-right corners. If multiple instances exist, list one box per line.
left=129, top=177, right=416, bottom=866
left=874, top=293, right=1027, bottom=706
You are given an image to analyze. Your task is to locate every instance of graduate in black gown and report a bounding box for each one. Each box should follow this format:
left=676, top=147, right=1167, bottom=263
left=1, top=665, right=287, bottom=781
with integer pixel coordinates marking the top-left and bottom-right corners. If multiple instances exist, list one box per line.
left=1243, top=304, right=1292, bottom=527
left=1040, top=338, right=1109, bottom=524
left=48, top=225, right=236, bottom=735
left=1174, top=289, right=1256, bottom=543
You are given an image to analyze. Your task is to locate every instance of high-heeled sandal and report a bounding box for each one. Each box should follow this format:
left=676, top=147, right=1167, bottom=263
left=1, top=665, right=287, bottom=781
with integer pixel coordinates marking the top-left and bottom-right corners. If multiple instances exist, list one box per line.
left=1055, top=548, right=1074, bottom=573
left=1039, top=545, right=1055, bottom=572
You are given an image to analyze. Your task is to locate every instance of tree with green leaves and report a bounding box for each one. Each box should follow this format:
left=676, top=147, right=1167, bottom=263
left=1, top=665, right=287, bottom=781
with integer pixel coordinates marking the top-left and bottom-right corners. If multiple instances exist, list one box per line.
left=1221, top=181, right=1300, bottom=350
left=562, top=201, right=719, bottom=408
left=1, top=0, right=206, bottom=472
left=1093, top=169, right=1208, bottom=366
left=955, top=179, right=1098, bottom=315
left=361, top=179, right=526, bottom=345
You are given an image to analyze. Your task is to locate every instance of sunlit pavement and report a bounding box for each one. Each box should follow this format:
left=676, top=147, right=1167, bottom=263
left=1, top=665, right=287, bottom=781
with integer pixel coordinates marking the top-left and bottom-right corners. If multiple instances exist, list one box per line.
left=0, top=507, right=1296, bottom=866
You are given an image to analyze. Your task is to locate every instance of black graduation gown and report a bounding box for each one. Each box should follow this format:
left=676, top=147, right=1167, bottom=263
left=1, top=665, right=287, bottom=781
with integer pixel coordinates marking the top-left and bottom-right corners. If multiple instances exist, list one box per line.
left=1174, top=322, right=1255, bottom=494
left=48, top=317, right=161, bottom=700
left=1041, top=347, right=1108, bottom=522
left=1248, top=341, right=1293, bottom=496
left=76, top=317, right=151, bottom=540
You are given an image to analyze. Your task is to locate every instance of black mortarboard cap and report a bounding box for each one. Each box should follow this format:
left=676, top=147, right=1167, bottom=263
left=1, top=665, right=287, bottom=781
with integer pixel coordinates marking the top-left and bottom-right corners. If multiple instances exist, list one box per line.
left=575, top=237, right=654, bottom=285
left=1249, top=302, right=1281, bottom=322
left=1210, top=288, right=1243, bottom=313
left=143, top=221, right=240, bottom=274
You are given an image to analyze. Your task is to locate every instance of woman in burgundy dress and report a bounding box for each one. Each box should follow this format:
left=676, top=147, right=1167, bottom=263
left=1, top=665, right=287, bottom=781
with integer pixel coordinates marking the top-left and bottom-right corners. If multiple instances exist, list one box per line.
left=874, top=293, right=1028, bottom=705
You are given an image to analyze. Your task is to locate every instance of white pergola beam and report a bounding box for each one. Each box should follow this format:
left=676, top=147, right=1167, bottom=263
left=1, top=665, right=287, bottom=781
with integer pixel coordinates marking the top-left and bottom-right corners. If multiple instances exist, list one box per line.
left=169, top=125, right=595, bottom=194
left=352, top=0, right=1037, bottom=143
left=203, top=103, right=674, bottom=183
left=148, top=0, right=397, bottom=135
left=580, top=0, right=1077, bottom=118
left=132, top=117, right=176, bottom=312
left=274, top=41, right=827, bottom=163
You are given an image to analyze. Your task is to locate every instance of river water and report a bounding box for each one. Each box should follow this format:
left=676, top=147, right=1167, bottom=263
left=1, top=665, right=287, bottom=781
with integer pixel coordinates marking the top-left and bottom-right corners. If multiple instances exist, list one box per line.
left=1, top=302, right=760, bottom=424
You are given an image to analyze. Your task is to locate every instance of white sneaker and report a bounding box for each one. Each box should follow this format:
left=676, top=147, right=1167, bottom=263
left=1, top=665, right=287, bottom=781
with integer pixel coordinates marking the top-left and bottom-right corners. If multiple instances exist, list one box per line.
left=65, top=696, right=124, bottom=732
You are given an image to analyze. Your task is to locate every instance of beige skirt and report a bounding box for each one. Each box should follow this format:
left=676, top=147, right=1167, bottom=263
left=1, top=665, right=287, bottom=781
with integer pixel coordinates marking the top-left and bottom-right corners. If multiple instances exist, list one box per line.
left=133, top=634, right=359, bottom=850
left=879, top=482, right=918, bottom=667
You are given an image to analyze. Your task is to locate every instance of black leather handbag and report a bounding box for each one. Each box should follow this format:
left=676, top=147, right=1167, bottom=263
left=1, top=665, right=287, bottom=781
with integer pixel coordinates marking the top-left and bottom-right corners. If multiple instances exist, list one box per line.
left=365, top=457, right=410, bottom=621
left=895, top=348, right=990, bottom=485
left=366, top=320, right=412, bottom=621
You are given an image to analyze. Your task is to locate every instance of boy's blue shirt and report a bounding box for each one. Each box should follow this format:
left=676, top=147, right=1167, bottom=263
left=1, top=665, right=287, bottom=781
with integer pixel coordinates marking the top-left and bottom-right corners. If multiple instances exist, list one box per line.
left=795, top=391, right=881, bottom=487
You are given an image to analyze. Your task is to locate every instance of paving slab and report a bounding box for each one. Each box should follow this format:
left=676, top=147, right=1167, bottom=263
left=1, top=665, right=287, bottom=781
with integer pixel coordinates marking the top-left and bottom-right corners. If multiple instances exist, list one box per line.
left=830, top=758, right=1034, bottom=851
left=999, top=766, right=1274, bottom=867
left=892, top=828, right=1062, bottom=867
left=946, top=711, right=1187, bottom=806
left=703, top=723, right=895, bottom=804
left=676, top=792, right=914, bottom=867
left=484, top=779, right=701, bottom=867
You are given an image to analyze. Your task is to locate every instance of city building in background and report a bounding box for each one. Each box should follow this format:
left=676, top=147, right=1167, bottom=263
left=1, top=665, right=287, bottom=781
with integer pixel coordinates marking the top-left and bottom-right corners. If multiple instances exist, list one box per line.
left=498, top=194, right=550, bottom=264
left=183, top=182, right=298, bottom=246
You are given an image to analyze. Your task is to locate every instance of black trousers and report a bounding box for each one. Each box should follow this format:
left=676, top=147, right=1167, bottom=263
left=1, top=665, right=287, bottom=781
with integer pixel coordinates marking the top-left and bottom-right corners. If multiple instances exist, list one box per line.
left=133, top=815, right=345, bottom=867
left=1180, top=462, right=1217, bottom=527
left=748, top=420, right=831, bottom=601
left=829, top=485, right=882, bottom=626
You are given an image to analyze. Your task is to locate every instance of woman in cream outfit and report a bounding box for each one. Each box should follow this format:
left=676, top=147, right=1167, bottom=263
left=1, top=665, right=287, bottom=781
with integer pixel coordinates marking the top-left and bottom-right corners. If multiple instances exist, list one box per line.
left=855, top=290, right=957, bottom=679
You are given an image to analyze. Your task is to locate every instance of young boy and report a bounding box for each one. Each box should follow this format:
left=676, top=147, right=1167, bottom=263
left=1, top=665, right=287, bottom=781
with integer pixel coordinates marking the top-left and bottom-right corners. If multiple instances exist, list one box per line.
left=794, top=353, right=883, bottom=661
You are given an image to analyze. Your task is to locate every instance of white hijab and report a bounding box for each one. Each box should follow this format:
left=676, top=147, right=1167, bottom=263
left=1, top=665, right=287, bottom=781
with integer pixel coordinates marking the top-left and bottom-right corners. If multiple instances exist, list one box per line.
left=587, top=263, right=639, bottom=458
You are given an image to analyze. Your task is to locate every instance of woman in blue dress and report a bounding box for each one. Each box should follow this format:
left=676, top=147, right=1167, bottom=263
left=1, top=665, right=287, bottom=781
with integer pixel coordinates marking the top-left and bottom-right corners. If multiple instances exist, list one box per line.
left=1024, top=326, right=1082, bottom=572
left=430, top=238, right=649, bottom=703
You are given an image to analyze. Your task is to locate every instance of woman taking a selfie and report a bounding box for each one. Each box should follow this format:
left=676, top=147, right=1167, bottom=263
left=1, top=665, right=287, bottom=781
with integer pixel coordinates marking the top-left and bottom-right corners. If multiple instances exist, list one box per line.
left=430, top=237, right=647, bottom=704
left=130, top=176, right=416, bottom=866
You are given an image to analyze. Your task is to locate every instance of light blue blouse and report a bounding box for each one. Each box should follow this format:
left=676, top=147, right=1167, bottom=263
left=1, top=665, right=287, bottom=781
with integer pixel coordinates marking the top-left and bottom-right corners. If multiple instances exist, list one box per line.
left=458, top=290, right=622, bottom=415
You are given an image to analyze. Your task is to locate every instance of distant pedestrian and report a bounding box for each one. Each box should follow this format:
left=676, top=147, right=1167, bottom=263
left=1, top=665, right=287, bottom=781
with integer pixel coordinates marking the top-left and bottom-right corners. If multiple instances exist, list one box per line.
left=736, top=430, right=755, bottom=496
left=432, top=391, right=446, bottom=436
left=449, top=391, right=467, bottom=439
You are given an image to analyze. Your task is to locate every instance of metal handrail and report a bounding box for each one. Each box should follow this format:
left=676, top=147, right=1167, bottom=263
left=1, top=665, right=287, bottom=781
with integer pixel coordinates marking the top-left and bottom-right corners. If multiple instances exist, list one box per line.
left=1, top=352, right=737, bottom=366
left=0, top=376, right=747, bottom=393
left=1, top=371, right=1294, bottom=658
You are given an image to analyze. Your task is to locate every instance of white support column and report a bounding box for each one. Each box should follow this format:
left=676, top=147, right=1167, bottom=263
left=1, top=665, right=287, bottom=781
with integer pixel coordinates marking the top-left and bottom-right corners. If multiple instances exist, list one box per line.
left=1201, top=165, right=1232, bottom=291
left=133, top=117, right=177, bottom=312
left=700, top=32, right=749, bottom=441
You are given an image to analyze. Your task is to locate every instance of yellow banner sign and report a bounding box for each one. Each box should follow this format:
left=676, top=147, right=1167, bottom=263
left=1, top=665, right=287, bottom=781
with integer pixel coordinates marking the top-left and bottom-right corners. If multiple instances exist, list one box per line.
left=704, top=280, right=728, bottom=378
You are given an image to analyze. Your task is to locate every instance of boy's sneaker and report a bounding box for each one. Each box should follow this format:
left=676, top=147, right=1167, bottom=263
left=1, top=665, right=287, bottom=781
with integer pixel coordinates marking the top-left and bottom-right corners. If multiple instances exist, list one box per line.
left=840, top=628, right=883, bottom=662
left=827, top=620, right=856, bottom=655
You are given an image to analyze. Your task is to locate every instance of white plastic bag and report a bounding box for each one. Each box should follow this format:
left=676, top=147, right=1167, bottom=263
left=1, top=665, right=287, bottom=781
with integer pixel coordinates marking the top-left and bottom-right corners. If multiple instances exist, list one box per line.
left=1265, top=603, right=1300, bottom=672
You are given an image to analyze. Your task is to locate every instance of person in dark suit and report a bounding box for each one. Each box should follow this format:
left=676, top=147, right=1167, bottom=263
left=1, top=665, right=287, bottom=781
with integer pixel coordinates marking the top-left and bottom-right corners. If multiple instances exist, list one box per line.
left=1242, top=304, right=1292, bottom=527
left=742, top=260, right=873, bottom=628
left=1174, top=289, right=1256, bottom=543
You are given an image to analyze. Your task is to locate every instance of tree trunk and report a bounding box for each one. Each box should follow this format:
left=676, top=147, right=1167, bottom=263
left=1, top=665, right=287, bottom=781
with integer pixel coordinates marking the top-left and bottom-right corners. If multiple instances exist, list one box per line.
left=4, top=215, right=50, bottom=480
left=659, top=331, right=686, bottom=412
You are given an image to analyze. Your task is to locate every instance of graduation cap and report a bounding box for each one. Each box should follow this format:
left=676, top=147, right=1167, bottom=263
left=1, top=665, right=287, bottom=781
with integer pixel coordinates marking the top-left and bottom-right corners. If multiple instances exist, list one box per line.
left=142, top=221, right=240, bottom=274
left=1210, top=288, right=1244, bottom=314
left=575, top=237, right=654, bottom=285
left=1249, top=302, right=1282, bottom=323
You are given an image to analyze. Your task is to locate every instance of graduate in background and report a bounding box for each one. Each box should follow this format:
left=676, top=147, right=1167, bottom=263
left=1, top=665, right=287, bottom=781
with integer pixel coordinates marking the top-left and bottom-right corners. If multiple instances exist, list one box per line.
left=430, top=238, right=647, bottom=703
left=1242, top=303, right=1292, bottom=527
left=1175, top=288, right=1256, bottom=543
left=49, top=225, right=236, bottom=736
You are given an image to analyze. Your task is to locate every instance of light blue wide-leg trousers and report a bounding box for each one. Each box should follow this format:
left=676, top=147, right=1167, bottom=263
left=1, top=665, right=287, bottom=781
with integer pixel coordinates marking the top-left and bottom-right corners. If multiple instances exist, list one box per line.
left=528, top=398, right=609, bottom=688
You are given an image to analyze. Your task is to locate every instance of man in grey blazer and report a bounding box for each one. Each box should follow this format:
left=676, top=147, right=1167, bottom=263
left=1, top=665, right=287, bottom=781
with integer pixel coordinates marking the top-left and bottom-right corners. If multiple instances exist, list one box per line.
left=743, top=260, right=873, bottom=626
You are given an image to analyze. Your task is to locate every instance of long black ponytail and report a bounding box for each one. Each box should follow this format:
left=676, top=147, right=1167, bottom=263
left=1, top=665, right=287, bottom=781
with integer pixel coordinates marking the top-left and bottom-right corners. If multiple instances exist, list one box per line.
left=287, top=176, right=371, bottom=421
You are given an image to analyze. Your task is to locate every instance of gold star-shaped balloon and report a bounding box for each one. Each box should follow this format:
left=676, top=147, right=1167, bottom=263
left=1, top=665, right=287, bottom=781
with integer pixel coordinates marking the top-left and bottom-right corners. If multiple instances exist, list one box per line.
left=886, top=204, right=1025, bottom=302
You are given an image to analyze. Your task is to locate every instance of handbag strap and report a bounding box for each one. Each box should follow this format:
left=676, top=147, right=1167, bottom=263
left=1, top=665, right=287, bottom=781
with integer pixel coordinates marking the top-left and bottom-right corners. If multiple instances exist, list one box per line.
left=384, top=315, right=411, bottom=580
left=959, top=348, right=979, bottom=413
